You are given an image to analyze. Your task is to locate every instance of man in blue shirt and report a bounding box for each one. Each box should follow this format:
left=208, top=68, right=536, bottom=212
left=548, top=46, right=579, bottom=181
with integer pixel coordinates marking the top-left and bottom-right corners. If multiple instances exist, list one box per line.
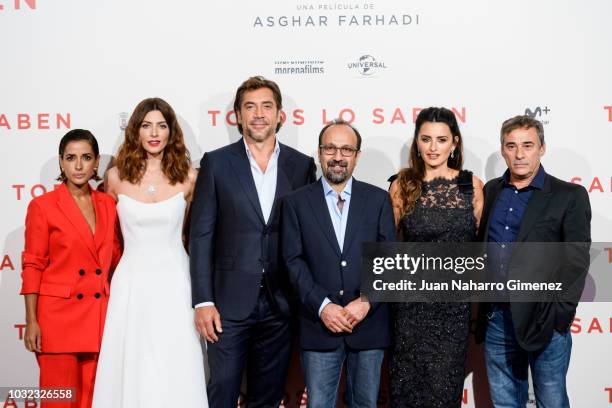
left=477, top=115, right=591, bottom=408
left=281, top=119, right=396, bottom=407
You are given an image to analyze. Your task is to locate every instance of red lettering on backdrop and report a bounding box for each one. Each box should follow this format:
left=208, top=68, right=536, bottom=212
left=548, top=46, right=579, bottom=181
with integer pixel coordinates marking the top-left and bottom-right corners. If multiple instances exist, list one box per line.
left=412, top=107, right=422, bottom=123
left=279, top=111, right=287, bottom=125
left=462, top=389, right=468, bottom=404
left=1, top=255, right=15, bottom=271
left=391, top=108, right=406, bottom=124
left=17, top=114, right=31, bottom=129
left=605, top=387, right=612, bottom=403
left=15, top=324, right=26, bottom=340
left=293, top=109, right=304, bottom=125
left=56, top=113, right=70, bottom=129
left=0, top=114, right=10, bottom=129
left=226, top=111, right=237, bottom=126
left=372, top=108, right=384, bottom=124
left=208, top=110, right=221, bottom=126
left=570, top=177, right=581, bottom=184
left=605, top=248, right=612, bottom=263
left=322, top=109, right=331, bottom=124
left=25, top=400, right=38, bottom=408
left=38, top=113, right=49, bottom=129
left=605, top=106, right=612, bottom=122
left=589, top=177, right=604, bottom=193
left=338, top=109, right=355, bottom=123
left=452, top=107, right=466, bottom=123
left=589, top=318, right=604, bottom=333
left=3, top=398, right=18, bottom=408
left=12, top=185, right=25, bottom=200
left=31, top=184, right=47, bottom=198
left=15, top=0, right=37, bottom=10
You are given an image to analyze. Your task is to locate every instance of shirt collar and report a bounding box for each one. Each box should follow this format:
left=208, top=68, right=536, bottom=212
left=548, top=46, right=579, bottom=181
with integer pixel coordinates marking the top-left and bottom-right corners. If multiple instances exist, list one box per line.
left=322, top=176, right=353, bottom=197
left=502, top=164, right=546, bottom=190
left=243, top=137, right=280, bottom=159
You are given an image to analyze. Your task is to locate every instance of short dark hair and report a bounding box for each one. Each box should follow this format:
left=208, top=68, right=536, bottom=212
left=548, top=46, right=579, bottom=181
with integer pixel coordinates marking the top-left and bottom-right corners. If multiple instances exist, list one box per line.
left=318, top=118, right=362, bottom=151
left=500, top=115, right=545, bottom=145
left=233, top=76, right=283, bottom=135
left=57, top=129, right=101, bottom=182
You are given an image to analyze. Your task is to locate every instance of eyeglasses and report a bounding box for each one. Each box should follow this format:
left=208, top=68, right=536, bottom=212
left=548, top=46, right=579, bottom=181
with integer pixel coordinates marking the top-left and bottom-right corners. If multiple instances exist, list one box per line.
left=319, top=145, right=359, bottom=157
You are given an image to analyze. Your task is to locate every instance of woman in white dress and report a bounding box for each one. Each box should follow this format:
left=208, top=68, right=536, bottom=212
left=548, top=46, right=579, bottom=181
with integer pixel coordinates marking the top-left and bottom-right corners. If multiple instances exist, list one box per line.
left=92, top=97, right=207, bottom=407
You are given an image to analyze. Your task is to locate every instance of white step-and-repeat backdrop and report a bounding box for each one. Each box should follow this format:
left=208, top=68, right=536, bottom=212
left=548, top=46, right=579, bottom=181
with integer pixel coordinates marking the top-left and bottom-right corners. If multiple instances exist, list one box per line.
left=1, top=0, right=611, bottom=406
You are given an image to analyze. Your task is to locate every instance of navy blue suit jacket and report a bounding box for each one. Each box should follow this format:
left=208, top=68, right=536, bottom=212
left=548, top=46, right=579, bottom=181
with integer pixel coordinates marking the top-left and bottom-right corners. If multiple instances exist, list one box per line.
left=189, top=139, right=316, bottom=320
left=281, top=178, right=396, bottom=350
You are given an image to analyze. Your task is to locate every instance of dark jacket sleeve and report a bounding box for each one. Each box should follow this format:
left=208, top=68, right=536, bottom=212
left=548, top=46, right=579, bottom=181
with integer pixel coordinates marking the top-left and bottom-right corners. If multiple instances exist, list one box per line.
left=281, top=195, right=330, bottom=318
left=189, top=153, right=217, bottom=306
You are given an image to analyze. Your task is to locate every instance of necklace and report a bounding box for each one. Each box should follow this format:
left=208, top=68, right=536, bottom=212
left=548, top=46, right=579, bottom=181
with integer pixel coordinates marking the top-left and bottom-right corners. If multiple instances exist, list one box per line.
left=147, top=184, right=156, bottom=195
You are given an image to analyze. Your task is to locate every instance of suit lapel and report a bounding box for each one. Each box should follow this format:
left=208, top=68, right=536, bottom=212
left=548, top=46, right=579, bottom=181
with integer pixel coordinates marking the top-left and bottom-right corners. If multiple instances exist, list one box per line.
left=306, top=179, right=341, bottom=256
left=56, top=183, right=99, bottom=261
left=229, top=140, right=265, bottom=225
left=92, top=190, right=107, bottom=256
left=480, top=179, right=504, bottom=241
left=516, top=175, right=553, bottom=242
left=342, top=180, right=367, bottom=254
left=269, top=144, right=295, bottom=226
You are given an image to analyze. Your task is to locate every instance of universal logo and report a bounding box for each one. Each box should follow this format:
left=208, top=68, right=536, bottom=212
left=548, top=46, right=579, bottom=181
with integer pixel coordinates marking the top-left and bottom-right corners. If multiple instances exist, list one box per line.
left=524, top=106, right=550, bottom=125
left=347, top=55, right=387, bottom=77
left=274, top=59, right=325, bottom=75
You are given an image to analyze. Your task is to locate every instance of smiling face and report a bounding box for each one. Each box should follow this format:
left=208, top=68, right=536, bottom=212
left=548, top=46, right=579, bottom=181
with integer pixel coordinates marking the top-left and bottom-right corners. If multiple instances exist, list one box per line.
left=60, top=140, right=99, bottom=189
left=416, top=121, right=458, bottom=169
left=139, top=110, right=170, bottom=158
left=236, top=87, right=281, bottom=143
left=501, top=126, right=546, bottom=183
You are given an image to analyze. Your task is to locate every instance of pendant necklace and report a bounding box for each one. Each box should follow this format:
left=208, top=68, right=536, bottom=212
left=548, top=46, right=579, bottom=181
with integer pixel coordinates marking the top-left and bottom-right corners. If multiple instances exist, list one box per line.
left=147, top=184, right=156, bottom=195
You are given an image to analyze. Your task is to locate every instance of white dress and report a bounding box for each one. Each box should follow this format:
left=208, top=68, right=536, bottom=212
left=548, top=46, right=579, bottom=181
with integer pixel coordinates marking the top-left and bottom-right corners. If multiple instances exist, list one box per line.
left=92, top=192, right=208, bottom=408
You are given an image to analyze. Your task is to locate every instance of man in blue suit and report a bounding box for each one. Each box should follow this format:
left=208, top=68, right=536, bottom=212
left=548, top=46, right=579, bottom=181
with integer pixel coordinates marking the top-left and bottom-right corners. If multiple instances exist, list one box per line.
left=189, top=76, right=316, bottom=408
left=281, top=119, right=396, bottom=408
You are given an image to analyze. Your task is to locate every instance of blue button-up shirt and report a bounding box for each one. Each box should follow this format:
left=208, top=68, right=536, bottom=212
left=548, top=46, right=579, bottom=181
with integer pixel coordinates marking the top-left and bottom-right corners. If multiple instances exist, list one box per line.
left=318, top=176, right=353, bottom=316
left=487, top=165, right=546, bottom=281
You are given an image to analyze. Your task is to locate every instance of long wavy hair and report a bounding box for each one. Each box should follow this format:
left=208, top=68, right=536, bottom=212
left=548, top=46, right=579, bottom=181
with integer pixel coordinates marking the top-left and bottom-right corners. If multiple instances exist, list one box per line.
left=115, top=97, right=190, bottom=185
left=394, top=107, right=464, bottom=217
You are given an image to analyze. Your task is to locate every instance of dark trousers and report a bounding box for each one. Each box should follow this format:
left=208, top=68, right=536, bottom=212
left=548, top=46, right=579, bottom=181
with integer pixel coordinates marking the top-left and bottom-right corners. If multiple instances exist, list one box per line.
left=207, top=290, right=292, bottom=408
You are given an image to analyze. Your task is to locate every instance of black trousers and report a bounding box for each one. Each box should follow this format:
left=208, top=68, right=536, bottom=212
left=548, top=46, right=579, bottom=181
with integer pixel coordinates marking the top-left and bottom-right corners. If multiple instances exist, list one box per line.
left=207, top=289, right=292, bottom=408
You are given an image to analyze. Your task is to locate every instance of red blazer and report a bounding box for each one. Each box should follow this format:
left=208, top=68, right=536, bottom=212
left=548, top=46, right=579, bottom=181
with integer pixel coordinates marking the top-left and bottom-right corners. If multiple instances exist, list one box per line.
left=21, top=183, right=122, bottom=353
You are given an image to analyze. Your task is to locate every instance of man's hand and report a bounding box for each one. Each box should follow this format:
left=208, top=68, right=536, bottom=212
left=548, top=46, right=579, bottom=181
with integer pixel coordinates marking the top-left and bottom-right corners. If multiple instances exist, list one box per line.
left=321, top=303, right=353, bottom=333
left=344, top=298, right=370, bottom=327
left=194, top=305, right=223, bottom=343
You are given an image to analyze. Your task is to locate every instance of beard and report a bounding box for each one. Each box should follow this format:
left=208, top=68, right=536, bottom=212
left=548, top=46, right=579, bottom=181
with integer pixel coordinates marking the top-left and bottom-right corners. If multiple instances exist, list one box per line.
left=244, top=122, right=275, bottom=142
left=324, top=159, right=350, bottom=184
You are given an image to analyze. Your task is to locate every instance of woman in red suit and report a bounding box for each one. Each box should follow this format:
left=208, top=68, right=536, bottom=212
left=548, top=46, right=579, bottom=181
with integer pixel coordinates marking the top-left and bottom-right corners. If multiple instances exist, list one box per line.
left=21, top=129, right=122, bottom=408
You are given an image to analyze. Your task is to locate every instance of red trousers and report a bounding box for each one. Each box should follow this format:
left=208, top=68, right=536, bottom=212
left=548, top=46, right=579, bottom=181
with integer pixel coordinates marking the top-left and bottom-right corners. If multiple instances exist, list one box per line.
left=36, top=353, right=98, bottom=408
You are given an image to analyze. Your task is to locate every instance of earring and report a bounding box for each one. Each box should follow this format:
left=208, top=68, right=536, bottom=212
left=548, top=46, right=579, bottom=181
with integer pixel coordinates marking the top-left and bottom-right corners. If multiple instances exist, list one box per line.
left=450, top=149, right=455, bottom=159
left=417, top=151, right=421, bottom=157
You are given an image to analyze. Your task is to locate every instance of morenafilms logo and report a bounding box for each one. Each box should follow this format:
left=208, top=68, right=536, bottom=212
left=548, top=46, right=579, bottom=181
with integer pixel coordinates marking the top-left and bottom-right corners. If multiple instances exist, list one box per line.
left=0, top=0, right=36, bottom=12
left=274, top=59, right=325, bottom=75
left=347, top=54, right=387, bottom=77
left=524, top=106, right=550, bottom=124
left=252, top=2, right=420, bottom=29
left=0, top=112, right=71, bottom=130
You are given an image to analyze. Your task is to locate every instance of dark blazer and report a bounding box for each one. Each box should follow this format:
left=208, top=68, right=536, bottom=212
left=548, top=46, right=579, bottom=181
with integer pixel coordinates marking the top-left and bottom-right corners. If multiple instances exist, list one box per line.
left=20, top=183, right=122, bottom=353
left=189, top=139, right=316, bottom=320
left=281, top=178, right=396, bottom=350
left=476, top=171, right=591, bottom=351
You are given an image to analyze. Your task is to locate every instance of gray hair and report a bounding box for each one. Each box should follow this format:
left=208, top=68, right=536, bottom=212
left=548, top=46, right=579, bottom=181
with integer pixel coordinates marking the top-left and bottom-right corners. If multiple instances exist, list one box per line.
left=500, top=115, right=545, bottom=146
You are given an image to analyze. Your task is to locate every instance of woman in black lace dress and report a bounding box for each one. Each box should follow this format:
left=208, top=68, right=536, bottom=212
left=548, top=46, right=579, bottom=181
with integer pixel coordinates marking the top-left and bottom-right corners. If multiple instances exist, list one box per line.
left=388, top=107, right=483, bottom=407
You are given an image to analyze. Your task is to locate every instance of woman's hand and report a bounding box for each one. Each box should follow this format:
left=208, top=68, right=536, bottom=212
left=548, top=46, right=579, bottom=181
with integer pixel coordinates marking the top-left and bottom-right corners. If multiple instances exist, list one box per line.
left=24, top=320, right=42, bottom=352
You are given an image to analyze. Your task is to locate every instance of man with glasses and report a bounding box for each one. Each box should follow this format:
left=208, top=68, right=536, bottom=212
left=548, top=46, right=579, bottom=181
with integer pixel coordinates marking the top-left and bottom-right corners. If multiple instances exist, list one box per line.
left=281, top=119, right=396, bottom=407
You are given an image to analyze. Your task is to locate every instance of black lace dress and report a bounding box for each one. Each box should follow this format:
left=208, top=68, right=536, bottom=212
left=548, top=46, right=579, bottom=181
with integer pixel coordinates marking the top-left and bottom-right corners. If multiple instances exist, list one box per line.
left=389, top=170, right=476, bottom=408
